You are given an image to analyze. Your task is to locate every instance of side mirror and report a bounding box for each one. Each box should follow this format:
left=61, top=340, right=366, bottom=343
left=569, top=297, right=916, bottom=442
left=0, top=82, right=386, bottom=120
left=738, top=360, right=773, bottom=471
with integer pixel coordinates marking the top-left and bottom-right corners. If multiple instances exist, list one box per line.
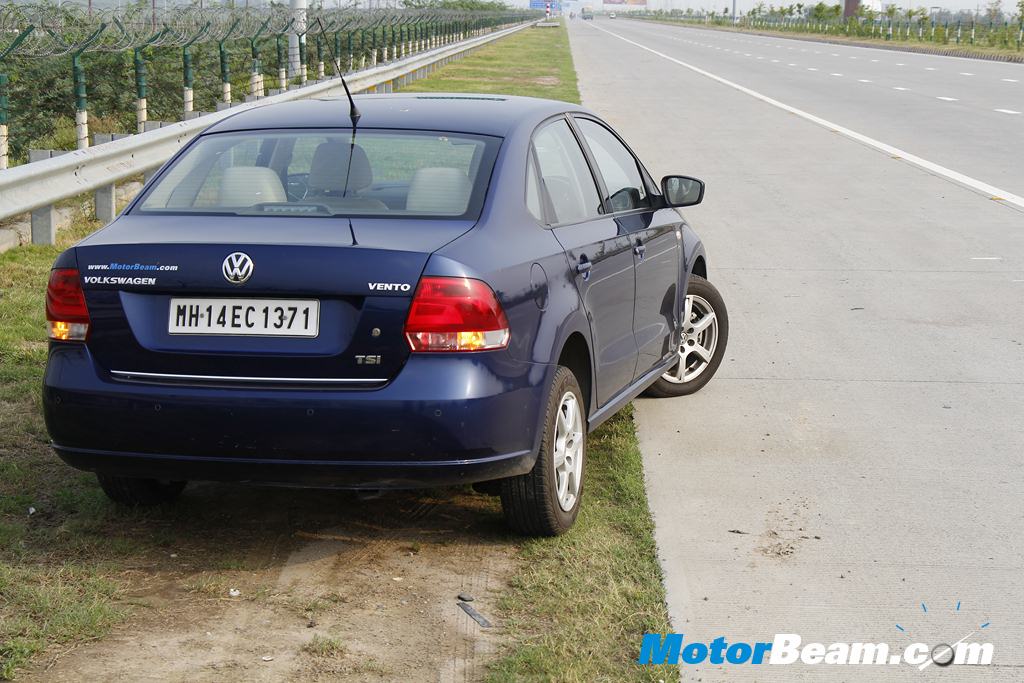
left=661, top=175, right=705, bottom=208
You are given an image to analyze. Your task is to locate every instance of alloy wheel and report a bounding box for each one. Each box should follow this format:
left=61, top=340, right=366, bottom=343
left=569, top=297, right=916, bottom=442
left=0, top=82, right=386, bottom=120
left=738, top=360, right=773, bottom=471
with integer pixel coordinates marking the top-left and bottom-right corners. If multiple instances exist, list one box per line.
left=552, top=391, right=584, bottom=512
left=663, top=293, right=719, bottom=384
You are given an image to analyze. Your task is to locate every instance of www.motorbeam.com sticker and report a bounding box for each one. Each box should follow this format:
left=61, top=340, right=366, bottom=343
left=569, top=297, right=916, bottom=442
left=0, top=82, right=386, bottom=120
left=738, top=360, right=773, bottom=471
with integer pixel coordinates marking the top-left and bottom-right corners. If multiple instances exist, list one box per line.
left=640, top=600, right=994, bottom=669
left=638, top=633, right=993, bottom=668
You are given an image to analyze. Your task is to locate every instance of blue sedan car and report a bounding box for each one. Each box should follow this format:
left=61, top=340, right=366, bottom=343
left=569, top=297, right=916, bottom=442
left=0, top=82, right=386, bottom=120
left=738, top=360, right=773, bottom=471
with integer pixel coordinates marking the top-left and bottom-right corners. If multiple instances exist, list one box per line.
left=43, top=94, right=728, bottom=536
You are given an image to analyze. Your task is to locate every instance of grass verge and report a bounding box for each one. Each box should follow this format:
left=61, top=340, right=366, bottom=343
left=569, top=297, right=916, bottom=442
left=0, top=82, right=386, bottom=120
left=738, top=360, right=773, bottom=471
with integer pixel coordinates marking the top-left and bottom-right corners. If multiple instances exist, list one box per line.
left=0, top=22, right=675, bottom=681
left=0, top=212, right=126, bottom=680
left=406, top=22, right=677, bottom=683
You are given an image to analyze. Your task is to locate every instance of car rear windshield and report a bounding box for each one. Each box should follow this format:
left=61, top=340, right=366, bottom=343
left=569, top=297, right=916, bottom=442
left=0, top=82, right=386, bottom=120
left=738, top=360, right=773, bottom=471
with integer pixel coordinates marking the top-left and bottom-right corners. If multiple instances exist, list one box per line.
left=135, top=129, right=501, bottom=219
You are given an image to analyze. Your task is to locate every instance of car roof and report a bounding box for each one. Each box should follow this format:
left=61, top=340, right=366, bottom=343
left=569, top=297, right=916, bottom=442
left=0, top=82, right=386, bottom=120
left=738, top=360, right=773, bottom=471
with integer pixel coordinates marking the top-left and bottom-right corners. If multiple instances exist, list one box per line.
left=206, top=93, right=590, bottom=138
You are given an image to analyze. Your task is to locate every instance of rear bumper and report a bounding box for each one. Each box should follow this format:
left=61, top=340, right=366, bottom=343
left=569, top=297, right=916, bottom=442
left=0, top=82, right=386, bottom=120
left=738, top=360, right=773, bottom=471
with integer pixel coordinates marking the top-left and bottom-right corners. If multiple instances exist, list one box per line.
left=52, top=444, right=536, bottom=489
left=44, top=344, right=554, bottom=489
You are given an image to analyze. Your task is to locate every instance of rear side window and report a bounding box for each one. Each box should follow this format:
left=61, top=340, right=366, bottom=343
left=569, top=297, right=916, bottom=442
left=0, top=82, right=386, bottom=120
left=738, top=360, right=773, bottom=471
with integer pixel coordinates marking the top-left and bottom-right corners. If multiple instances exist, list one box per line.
left=136, top=129, right=500, bottom=219
left=525, top=155, right=543, bottom=222
left=575, top=118, right=650, bottom=213
left=531, top=119, right=603, bottom=225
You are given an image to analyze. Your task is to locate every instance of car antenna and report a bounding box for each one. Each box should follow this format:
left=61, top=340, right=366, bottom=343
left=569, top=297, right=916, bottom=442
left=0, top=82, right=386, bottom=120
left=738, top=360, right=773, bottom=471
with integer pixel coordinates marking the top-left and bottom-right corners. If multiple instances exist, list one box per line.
left=314, top=16, right=361, bottom=243
left=316, top=17, right=360, bottom=127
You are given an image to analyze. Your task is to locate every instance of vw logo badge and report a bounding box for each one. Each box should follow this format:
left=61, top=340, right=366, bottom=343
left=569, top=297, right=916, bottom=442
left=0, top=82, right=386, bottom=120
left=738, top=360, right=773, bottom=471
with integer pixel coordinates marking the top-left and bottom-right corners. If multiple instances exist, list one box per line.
left=222, top=252, right=254, bottom=284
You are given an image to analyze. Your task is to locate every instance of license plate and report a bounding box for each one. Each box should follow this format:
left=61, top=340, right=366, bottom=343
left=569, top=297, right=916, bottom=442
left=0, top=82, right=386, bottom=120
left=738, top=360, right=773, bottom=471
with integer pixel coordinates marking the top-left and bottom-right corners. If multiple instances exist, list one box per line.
left=169, top=298, right=319, bottom=337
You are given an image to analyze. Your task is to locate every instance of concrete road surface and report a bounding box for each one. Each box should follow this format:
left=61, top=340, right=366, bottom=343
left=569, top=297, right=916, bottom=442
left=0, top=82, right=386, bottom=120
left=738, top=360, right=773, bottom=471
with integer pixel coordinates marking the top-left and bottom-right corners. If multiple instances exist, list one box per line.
left=569, top=18, right=1024, bottom=681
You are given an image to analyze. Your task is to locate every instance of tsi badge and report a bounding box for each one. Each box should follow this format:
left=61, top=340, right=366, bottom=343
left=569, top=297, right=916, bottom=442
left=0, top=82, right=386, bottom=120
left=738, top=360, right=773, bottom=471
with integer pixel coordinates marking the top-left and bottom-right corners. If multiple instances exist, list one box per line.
left=355, top=355, right=382, bottom=365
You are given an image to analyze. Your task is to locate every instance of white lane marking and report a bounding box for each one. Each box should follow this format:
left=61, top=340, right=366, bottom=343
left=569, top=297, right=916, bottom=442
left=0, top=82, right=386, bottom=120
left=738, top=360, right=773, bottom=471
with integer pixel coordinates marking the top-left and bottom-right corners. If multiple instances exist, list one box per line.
left=788, top=63, right=797, bottom=66
left=1002, top=78, right=1019, bottom=82
left=971, top=257, right=1003, bottom=260
left=830, top=73, right=843, bottom=77
left=896, top=63, right=905, bottom=66
left=830, top=53, right=839, bottom=56
left=858, top=79, right=873, bottom=83
left=771, top=59, right=779, bottom=63
left=871, top=59, right=879, bottom=62
left=925, top=67, right=937, bottom=71
left=893, top=86, right=909, bottom=91
left=588, top=24, right=1024, bottom=211
left=849, top=56, right=858, bottom=59
left=937, top=96, right=959, bottom=101
left=807, top=67, right=818, bottom=71
left=995, top=108, right=1022, bottom=114
left=960, top=72, right=975, bottom=76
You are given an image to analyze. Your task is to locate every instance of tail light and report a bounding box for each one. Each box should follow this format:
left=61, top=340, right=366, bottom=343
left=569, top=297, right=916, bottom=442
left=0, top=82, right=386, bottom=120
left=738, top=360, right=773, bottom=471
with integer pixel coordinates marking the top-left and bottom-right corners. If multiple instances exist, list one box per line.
left=404, top=276, right=510, bottom=352
left=46, top=269, right=90, bottom=341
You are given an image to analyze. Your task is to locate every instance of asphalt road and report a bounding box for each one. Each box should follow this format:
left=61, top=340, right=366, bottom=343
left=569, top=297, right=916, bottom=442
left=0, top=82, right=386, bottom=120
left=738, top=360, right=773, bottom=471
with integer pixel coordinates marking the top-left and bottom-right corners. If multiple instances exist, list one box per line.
left=569, top=18, right=1024, bottom=681
left=582, top=19, right=1024, bottom=199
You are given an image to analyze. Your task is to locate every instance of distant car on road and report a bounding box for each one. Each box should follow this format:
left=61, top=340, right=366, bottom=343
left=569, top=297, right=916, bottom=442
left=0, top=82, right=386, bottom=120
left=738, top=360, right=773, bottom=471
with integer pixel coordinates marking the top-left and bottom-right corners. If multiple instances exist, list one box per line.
left=43, top=94, right=728, bottom=536
left=582, top=9, right=594, bottom=19
left=608, top=12, right=617, bottom=18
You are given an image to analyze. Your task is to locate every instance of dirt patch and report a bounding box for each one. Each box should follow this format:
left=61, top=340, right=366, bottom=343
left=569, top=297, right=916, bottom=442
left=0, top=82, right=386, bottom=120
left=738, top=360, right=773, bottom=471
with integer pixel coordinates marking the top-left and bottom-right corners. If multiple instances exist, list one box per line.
left=22, top=484, right=513, bottom=682
left=756, top=497, right=815, bottom=560
left=531, top=76, right=561, bottom=86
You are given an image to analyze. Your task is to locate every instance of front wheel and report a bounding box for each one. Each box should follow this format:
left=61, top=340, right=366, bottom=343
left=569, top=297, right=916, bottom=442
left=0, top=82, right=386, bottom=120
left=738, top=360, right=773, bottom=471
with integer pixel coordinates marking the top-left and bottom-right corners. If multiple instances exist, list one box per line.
left=500, top=366, right=586, bottom=536
left=96, top=474, right=187, bottom=506
left=644, top=275, right=729, bottom=398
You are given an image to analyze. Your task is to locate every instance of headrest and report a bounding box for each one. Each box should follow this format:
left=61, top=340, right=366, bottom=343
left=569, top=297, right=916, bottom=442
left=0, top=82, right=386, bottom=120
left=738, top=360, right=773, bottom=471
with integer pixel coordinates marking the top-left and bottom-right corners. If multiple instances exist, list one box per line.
left=218, top=166, right=286, bottom=206
left=406, top=167, right=473, bottom=215
left=308, top=141, right=373, bottom=193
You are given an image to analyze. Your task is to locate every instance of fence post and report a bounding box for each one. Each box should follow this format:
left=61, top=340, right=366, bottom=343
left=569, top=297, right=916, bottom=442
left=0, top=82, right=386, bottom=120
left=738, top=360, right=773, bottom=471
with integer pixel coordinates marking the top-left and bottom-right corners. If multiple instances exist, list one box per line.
left=183, top=45, right=194, bottom=116
left=133, top=48, right=148, bottom=133
left=0, top=26, right=33, bottom=170
left=72, top=53, right=89, bottom=150
left=0, top=73, right=8, bottom=171
left=218, top=45, right=230, bottom=103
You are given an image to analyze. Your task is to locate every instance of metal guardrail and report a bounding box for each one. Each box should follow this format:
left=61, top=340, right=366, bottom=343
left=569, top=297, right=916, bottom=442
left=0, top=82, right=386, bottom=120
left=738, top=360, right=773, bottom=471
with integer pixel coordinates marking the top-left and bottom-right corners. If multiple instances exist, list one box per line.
left=0, top=19, right=536, bottom=244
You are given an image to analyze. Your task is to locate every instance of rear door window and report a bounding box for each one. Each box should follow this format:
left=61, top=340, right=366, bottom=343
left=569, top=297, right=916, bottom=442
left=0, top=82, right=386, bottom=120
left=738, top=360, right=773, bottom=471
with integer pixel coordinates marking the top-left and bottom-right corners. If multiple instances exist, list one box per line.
left=531, top=119, right=603, bottom=225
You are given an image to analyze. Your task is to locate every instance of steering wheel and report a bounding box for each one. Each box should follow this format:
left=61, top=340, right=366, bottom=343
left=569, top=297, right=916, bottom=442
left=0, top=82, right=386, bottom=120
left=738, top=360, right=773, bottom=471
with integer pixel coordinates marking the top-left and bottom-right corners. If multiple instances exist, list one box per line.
left=286, top=173, right=310, bottom=202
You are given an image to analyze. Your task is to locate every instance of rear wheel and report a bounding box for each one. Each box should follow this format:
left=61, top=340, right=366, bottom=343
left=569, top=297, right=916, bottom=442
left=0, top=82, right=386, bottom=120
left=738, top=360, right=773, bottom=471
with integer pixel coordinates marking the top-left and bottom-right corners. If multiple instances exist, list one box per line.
left=644, top=275, right=729, bottom=398
left=96, top=474, right=187, bottom=506
left=500, top=366, right=586, bottom=536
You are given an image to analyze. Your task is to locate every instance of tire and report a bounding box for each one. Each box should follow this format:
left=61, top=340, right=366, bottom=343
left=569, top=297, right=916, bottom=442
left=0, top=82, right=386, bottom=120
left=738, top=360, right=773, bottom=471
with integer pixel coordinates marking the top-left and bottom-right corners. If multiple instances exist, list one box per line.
left=500, top=366, right=586, bottom=536
left=644, top=275, right=729, bottom=398
left=96, top=474, right=187, bottom=506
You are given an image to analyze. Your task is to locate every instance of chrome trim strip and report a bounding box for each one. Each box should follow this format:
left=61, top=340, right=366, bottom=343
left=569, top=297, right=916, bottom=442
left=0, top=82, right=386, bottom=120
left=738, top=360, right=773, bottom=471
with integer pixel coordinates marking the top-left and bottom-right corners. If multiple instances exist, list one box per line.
left=110, top=370, right=386, bottom=385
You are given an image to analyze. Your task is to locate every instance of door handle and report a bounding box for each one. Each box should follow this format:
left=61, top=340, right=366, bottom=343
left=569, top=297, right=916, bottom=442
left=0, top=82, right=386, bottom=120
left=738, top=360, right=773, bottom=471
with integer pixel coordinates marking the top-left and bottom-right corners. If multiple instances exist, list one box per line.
left=633, top=240, right=646, bottom=259
left=575, top=257, right=592, bottom=277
